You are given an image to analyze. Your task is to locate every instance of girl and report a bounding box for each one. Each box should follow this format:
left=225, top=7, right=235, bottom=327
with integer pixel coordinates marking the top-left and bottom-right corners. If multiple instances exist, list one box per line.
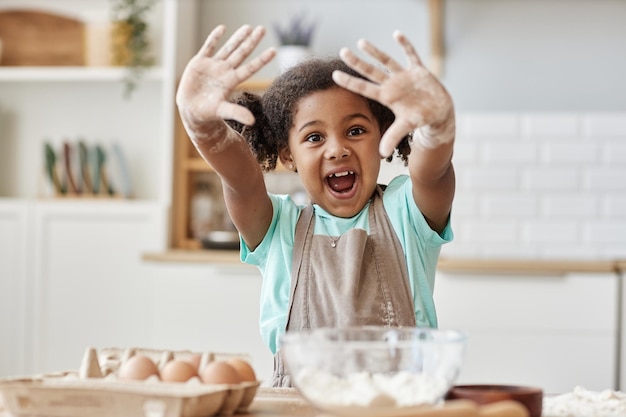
left=176, top=24, right=456, bottom=387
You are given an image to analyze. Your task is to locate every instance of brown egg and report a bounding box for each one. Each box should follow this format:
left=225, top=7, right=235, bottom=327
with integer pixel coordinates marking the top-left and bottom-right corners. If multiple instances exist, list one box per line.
left=200, top=361, right=242, bottom=384
left=160, top=359, right=199, bottom=383
left=185, top=353, right=202, bottom=371
left=118, top=355, right=159, bottom=381
left=226, top=358, right=256, bottom=382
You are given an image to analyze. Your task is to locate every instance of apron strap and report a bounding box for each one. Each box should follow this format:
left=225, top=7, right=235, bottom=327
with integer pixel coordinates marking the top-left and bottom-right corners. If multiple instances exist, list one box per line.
left=285, top=204, right=314, bottom=331
left=273, top=205, right=314, bottom=388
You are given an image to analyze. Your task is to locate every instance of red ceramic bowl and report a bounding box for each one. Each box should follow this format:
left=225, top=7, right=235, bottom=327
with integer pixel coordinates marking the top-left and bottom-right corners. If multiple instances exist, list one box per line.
left=446, top=384, right=543, bottom=417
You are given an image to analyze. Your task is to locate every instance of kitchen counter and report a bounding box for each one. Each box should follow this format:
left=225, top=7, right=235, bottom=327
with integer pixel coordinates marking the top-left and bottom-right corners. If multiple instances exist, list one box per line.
left=144, top=250, right=625, bottom=276
left=436, top=258, right=620, bottom=274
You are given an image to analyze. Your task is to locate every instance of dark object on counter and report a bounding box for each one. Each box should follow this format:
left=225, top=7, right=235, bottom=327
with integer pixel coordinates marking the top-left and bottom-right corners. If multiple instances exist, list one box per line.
left=446, top=384, right=543, bottom=417
left=201, top=231, right=240, bottom=250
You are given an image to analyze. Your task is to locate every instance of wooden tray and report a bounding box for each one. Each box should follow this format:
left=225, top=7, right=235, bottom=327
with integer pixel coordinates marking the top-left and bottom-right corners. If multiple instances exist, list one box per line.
left=0, top=9, right=84, bottom=66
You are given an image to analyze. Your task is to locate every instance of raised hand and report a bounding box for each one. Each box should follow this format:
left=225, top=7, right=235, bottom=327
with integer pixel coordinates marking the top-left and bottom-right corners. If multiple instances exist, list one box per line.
left=176, top=25, right=275, bottom=145
left=331, top=31, right=454, bottom=158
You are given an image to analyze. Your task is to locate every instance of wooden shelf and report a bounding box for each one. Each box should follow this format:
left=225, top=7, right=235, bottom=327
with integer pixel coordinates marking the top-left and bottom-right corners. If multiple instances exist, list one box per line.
left=237, top=78, right=272, bottom=92
left=171, top=78, right=277, bottom=251
left=184, top=157, right=213, bottom=172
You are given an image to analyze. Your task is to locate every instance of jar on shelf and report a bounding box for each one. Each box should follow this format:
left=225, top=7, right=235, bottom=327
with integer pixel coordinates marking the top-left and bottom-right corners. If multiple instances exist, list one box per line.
left=189, top=180, right=214, bottom=240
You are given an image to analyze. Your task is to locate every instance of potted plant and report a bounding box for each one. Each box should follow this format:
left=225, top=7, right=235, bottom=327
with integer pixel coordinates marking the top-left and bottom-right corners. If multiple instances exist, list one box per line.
left=273, top=11, right=317, bottom=73
left=111, top=0, right=156, bottom=98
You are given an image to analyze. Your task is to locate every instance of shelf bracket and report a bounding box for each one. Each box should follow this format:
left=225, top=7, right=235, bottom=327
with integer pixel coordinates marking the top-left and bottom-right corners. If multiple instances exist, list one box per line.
left=428, top=0, right=445, bottom=77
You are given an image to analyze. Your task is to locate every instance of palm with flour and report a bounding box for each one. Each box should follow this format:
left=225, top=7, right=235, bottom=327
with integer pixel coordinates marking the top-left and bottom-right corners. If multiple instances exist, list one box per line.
left=176, top=24, right=275, bottom=147
left=331, top=31, right=454, bottom=157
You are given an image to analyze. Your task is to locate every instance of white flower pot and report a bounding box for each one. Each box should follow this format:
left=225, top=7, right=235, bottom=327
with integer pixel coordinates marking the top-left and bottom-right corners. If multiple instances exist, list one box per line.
left=277, top=45, right=312, bottom=73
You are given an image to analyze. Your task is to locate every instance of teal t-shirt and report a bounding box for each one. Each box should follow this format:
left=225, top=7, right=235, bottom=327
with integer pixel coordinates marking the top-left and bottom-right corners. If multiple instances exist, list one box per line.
left=241, top=175, right=453, bottom=354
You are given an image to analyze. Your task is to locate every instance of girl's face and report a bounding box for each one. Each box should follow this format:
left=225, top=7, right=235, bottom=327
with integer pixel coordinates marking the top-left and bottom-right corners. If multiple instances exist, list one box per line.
left=281, top=87, right=382, bottom=218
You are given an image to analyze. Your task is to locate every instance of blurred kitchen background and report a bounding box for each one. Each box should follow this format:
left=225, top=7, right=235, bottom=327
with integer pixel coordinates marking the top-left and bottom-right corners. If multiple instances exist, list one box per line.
left=0, top=0, right=625, bottom=394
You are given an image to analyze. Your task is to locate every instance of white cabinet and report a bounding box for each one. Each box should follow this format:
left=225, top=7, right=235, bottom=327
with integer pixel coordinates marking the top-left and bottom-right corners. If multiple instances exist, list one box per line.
left=30, top=201, right=166, bottom=374
left=0, top=0, right=198, bottom=376
left=0, top=200, right=29, bottom=377
left=146, top=263, right=274, bottom=385
left=434, top=271, right=619, bottom=393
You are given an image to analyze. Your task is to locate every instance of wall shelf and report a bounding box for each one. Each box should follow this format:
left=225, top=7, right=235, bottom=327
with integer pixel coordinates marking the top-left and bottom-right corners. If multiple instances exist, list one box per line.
left=0, top=66, right=164, bottom=82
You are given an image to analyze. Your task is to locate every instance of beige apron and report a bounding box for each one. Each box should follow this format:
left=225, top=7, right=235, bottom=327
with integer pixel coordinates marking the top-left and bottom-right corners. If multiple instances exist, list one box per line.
left=271, top=186, right=416, bottom=387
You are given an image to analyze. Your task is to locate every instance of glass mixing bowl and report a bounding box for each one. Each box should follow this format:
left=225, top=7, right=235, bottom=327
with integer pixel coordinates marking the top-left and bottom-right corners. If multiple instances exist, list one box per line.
left=280, top=326, right=467, bottom=417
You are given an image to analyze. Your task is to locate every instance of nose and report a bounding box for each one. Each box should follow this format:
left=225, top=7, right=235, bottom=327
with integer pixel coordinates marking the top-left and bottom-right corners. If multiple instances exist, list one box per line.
left=325, top=136, right=351, bottom=160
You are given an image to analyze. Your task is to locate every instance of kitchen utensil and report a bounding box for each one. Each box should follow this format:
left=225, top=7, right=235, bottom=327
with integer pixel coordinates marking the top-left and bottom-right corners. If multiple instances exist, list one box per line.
left=111, top=143, right=132, bottom=198
left=78, top=141, right=93, bottom=194
left=201, top=231, right=240, bottom=250
left=95, top=145, right=114, bottom=196
left=63, top=142, right=79, bottom=194
left=44, top=142, right=64, bottom=195
left=446, top=384, right=543, bottom=417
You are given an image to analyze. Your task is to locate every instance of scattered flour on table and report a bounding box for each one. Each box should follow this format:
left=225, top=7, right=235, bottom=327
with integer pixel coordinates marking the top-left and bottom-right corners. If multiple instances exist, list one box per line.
left=294, top=368, right=447, bottom=407
left=543, top=386, right=626, bottom=417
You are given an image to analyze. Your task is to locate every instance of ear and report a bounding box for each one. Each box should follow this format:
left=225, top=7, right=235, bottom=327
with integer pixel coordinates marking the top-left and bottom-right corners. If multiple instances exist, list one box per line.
left=279, top=147, right=296, bottom=171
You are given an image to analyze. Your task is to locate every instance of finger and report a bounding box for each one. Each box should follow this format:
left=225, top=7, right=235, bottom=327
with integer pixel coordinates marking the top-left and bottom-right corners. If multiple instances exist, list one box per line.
left=198, top=25, right=227, bottom=57
left=393, top=30, right=423, bottom=67
left=357, top=38, right=404, bottom=73
left=227, top=26, right=268, bottom=68
left=338, top=47, right=388, bottom=84
left=214, top=24, right=253, bottom=60
left=216, top=101, right=256, bottom=126
left=332, top=70, right=381, bottom=102
left=234, top=47, right=276, bottom=81
left=379, top=121, right=413, bottom=158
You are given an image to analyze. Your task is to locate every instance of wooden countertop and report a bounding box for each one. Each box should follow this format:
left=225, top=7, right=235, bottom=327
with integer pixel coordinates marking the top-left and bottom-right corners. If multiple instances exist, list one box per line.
left=0, top=387, right=530, bottom=417
left=144, top=250, right=626, bottom=275
left=0, top=387, right=317, bottom=417
left=246, top=387, right=317, bottom=416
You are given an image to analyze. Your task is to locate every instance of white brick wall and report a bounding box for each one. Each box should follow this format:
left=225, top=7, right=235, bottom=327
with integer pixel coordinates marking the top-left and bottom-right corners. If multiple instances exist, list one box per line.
left=442, top=112, right=626, bottom=260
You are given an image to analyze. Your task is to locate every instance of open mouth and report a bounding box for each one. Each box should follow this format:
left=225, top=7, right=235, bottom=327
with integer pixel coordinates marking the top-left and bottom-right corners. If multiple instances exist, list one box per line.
left=327, top=170, right=356, bottom=194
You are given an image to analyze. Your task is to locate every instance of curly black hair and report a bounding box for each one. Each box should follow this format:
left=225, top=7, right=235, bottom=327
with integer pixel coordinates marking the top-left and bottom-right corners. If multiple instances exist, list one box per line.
left=226, top=57, right=411, bottom=172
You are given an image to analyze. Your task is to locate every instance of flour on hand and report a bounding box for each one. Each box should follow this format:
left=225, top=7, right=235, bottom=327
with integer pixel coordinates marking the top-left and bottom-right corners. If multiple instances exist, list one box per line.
left=543, top=386, right=626, bottom=417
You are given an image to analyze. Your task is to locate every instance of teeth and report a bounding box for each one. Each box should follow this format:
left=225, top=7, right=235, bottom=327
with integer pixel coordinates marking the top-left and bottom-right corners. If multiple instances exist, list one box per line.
left=328, top=171, right=353, bottom=178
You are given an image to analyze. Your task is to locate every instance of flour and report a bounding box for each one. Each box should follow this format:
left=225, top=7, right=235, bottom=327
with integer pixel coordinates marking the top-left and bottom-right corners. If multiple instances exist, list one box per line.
left=294, top=368, right=448, bottom=408
left=543, top=386, right=626, bottom=417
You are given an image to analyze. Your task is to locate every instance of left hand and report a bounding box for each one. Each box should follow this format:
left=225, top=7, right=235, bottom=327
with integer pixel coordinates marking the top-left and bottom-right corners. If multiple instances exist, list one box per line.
left=332, top=31, right=454, bottom=157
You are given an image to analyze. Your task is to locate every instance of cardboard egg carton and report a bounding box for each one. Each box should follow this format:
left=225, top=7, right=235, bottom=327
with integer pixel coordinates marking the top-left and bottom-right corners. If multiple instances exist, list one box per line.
left=0, top=347, right=261, bottom=417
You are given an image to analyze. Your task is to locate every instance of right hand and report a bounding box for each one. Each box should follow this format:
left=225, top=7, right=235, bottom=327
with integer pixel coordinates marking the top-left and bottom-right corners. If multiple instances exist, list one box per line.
left=175, top=25, right=275, bottom=143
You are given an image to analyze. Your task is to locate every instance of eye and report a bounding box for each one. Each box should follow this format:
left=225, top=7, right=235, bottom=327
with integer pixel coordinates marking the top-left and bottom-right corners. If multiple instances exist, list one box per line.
left=305, top=133, right=323, bottom=143
left=348, top=126, right=365, bottom=137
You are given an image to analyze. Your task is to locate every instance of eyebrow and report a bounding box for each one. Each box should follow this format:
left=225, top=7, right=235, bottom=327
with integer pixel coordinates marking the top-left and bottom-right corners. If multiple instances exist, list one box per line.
left=297, top=113, right=373, bottom=133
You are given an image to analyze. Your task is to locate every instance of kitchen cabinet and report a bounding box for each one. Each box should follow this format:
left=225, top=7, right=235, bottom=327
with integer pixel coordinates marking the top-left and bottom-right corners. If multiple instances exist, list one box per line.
left=0, top=0, right=196, bottom=376
left=0, top=201, right=28, bottom=378
left=434, top=268, right=619, bottom=394
left=29, top=201, right=165, bottom=374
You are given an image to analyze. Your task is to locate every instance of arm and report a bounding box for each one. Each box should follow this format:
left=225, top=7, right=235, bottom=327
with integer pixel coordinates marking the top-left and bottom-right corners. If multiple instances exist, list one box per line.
left=176, top=25, right=276, bottom=249
left=331, top=31, right=455, bottom=234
